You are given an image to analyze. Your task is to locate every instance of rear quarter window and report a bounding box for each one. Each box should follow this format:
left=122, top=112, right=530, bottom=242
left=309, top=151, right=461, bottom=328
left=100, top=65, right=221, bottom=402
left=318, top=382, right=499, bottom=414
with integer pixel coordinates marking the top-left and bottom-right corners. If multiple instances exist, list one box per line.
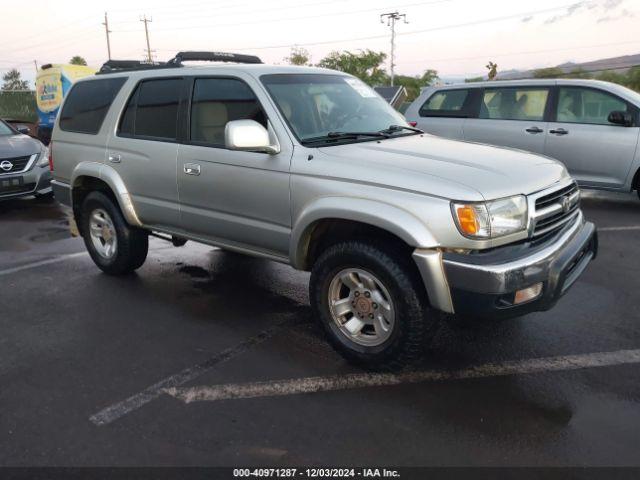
left=59, top=77, right=127, bottom=134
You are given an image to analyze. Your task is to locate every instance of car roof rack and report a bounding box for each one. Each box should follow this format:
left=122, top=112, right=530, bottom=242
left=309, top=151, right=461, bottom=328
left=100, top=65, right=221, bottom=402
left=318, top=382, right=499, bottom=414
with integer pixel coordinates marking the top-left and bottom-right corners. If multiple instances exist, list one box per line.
left=97, top=51, right=263, bottom=74
left=167, top=51, right=263, bottom=65
left=97, top=60, right=174, bottom=74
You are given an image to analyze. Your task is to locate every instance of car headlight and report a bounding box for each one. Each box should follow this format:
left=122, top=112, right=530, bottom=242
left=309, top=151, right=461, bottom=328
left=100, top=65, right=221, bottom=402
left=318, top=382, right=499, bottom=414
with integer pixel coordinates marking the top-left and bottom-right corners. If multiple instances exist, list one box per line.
left=37, top=147, right=49, bottom=167
left=452, top=195, right=528, bottom=239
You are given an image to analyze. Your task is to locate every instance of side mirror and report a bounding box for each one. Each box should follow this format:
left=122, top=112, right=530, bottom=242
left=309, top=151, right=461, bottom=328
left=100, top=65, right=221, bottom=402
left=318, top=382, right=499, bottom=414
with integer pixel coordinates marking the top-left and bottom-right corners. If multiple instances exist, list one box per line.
left=608, top=110, right=634, bottom=127
left=16, top=125, right=30, bottom=134
left=225, top=120, right=280, bottom=155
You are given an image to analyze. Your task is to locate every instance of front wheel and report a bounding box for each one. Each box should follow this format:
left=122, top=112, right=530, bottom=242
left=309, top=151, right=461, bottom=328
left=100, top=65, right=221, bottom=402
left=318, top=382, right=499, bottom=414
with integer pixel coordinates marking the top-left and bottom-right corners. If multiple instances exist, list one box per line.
left=310, top=240, right=440, bottom=370
left=80, top=191, right=148, bottom=275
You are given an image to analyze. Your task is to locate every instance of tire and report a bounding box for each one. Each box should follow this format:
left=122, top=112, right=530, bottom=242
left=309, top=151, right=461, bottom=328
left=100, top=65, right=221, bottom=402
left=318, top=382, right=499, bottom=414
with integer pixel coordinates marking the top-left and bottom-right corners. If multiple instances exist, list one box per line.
left=310, top=239, right=440, bottom=370
left=79, top=191, right=148, bottom=275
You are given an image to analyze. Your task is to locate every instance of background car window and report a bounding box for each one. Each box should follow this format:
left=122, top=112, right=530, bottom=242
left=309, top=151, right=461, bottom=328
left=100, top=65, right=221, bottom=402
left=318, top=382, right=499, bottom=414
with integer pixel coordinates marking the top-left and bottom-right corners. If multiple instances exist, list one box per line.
left=557, top=87, right=630, bottom=125
left=190, top=78, right=267, bottom=146
left=480, top=88, right=549, bottom=121
left=419, top=90, right=469, bottom=117
left=0, top=121, right=14, bottom=135
left=119, top=78, right=181, bottom=140
left=59, top=77, right=126, bottom=134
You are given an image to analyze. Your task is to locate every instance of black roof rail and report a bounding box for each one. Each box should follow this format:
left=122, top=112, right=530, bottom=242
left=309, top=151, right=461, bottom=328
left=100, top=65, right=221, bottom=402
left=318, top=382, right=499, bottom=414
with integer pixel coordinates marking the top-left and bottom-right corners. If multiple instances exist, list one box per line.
left=168, top=51, right=263, bottom=65
left=96, top=51, right=263, bottom=75
left=97, top=60, right=176, bottom=75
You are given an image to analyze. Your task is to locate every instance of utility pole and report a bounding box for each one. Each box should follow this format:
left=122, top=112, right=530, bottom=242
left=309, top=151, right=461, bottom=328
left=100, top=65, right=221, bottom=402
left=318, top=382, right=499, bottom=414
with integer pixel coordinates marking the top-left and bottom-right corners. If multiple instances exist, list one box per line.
left=33, top=60, right=38, bottom=73
left=380, top=11, right=408, bottom=86
left=140, top=15, right=153, bottom=63
left=102, top=12, right=112, bottom=60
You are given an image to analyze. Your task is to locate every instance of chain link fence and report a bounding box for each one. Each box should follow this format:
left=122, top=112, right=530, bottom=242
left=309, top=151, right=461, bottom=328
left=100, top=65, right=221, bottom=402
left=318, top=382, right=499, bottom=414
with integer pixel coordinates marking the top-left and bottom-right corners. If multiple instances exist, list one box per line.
left=0, top=90, right=38, bottom=122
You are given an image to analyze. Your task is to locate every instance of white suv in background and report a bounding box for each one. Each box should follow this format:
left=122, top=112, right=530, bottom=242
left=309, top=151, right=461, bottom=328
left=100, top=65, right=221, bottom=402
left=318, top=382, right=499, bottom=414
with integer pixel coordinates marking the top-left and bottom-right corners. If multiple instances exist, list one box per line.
left=405, top=79, right=640, bottom=197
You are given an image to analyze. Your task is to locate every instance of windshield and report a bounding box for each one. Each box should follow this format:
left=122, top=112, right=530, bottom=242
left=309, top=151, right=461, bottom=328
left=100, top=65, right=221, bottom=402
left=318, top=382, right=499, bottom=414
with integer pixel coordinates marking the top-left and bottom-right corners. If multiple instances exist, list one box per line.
left=0, top=121, right=14, bottom=135
left=261, top=74, right=408, bottom=144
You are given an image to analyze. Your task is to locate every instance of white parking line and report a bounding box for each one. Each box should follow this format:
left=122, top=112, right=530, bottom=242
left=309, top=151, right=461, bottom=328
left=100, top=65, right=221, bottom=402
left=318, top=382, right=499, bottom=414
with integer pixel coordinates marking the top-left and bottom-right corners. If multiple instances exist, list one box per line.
left=89, top=317, right=297, bottom=426
left=164, top=349, right=640, bottom=403
left=599, top=226, right=640, bottom=232
left=0, top=252, right=88, bottom=276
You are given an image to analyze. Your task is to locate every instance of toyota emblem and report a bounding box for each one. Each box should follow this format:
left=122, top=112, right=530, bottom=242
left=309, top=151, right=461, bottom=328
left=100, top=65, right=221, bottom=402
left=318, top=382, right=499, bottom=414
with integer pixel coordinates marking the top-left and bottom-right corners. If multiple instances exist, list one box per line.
left=561, top=195, right=571, bottom=213
left=0, top=160, right=13, bottom=172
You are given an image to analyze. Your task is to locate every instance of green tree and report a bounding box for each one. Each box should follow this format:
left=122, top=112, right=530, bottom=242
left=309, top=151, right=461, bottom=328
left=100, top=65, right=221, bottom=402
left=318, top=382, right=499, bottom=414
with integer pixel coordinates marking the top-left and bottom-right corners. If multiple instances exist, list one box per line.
left=465, top=76, right=485, bottom=83
left=394, top=69, right=440, bottom=101
left=69, top=55, right=88, bottom=66
left=285, top=47, right=310, bottom=66
left=596, top=70, right=629, bottom=86
left=625, top=66, right=640, bottom=91
left=317, top=50, right=388, bottom=86
left=1, top=69, right=29, bottom=91
left=568, top=68, right=592, bottom=79
left=533, top=67, right=564, bottom=79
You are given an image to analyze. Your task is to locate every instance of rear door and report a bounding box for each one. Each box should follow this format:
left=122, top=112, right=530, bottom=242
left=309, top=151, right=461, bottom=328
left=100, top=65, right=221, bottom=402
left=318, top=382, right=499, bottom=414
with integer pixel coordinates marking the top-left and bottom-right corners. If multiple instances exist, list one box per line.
left=463, top=85, right=551, bottom=154
left=106, top=77, right=185, bottom=229
left=411, top=88, right=476, bottom=140
left=544, top=86, right=640, bottom=189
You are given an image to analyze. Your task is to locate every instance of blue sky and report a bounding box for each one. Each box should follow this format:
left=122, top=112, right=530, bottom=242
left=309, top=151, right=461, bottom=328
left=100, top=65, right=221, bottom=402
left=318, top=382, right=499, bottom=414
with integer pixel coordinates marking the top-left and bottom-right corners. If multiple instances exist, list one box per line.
left=1, top=0, right=638, bottom=86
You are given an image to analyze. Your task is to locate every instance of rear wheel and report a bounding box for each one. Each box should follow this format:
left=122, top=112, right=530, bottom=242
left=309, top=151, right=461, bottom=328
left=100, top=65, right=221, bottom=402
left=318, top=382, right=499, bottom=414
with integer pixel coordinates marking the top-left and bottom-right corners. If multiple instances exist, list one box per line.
left=310, top=239, right=440, bottom=370
left=80, top=191, right=148, bottom=275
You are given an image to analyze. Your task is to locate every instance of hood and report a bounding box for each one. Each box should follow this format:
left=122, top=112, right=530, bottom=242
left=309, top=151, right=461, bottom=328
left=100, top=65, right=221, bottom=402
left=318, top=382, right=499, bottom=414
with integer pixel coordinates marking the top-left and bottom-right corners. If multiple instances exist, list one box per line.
left=0, top=134, right=42, bottom=159
left=316, top=134, right=569, bottom=201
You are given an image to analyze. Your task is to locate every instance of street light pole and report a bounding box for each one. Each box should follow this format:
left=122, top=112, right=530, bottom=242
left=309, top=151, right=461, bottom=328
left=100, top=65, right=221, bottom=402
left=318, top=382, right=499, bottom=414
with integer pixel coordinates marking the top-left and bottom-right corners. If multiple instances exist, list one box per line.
left=380, top=11, right=408, bottom=87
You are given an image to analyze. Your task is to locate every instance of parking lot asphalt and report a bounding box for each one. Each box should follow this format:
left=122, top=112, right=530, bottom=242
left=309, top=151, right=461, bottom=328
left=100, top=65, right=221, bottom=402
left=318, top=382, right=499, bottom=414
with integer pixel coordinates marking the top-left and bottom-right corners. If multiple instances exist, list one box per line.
left=1, top=191, right=639, bottom=467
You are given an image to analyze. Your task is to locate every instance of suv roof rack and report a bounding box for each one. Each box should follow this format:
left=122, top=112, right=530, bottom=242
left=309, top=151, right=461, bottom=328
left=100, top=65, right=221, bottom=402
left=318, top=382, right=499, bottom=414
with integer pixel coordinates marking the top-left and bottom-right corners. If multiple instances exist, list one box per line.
left=97, top=60, right=173, bottom=74
left=97, top=51, right=263, bottom=75
left=168, top=51, right=263, bottom=65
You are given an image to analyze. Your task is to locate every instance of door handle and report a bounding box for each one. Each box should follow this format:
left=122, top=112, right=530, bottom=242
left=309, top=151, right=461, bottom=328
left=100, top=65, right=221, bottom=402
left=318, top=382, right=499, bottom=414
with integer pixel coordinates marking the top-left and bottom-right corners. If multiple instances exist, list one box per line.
left=550, top=128, right=569, bottom=136
left=183, top=163, right=201, bottom=176
left=108, top=153, right=122, bottom=163
left=526, top=126, right=544, bottom=134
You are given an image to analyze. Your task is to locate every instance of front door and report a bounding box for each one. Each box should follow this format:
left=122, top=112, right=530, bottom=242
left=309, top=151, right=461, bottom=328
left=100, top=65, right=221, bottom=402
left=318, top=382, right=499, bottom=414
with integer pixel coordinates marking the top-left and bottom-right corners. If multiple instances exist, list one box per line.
left=463, top=86, right=551, bottom=154
left=177, top=76, right=292, bottom=258
left=544, top=86, right=640, bottom=189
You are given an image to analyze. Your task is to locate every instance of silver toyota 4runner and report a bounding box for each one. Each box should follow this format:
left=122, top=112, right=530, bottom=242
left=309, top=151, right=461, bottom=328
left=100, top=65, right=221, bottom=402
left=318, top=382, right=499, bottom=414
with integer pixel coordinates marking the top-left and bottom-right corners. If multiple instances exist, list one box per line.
left=51, top=52, right=598, bottom=369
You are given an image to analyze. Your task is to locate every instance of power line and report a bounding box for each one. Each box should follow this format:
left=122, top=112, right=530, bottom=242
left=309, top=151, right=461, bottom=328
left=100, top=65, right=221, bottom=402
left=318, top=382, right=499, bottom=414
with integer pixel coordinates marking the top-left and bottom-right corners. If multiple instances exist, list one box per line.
left=112, top=0, right=451, bottom=33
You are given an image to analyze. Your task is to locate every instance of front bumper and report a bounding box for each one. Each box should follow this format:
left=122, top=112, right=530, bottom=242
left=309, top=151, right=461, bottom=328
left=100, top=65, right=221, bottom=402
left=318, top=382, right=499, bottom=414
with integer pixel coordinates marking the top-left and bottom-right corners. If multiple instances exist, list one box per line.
left=0, top=166, right=52, bottom=200
left=413, top=212, right=597, bottom=318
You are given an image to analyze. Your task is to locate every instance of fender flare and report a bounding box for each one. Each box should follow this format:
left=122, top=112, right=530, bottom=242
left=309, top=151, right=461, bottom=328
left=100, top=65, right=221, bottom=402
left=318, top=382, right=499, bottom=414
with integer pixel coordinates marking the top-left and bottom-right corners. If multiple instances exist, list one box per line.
left=70, top=162, right=143, bottom=227
left=290, top=196, right=439, bottom=269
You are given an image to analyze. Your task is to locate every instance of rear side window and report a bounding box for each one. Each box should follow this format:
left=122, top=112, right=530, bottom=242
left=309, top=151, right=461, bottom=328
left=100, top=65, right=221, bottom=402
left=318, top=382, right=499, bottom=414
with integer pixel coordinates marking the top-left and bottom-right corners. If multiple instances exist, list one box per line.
left=190, top=78, right=267, bottom=146
left=59, top=77, right=126, bottom=134
left=420, top=89, right=470, bottom=117
left=119, top=78, right=182, bottom=140
left=480, top=87, right=549, bottom=121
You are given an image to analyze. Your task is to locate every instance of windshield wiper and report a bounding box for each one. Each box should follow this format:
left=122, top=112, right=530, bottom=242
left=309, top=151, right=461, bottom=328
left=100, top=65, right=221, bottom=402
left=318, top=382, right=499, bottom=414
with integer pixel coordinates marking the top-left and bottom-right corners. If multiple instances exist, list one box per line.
left=379, top=124, right=424, bottom=135
left=302, top=131, right=390, bottom=145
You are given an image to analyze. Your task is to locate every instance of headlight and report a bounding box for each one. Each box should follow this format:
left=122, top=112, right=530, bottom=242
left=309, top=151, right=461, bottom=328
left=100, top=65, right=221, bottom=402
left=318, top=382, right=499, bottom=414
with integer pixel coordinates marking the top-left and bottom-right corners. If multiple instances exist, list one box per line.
left=37, top=147, right=49, bottom=167
left=452, top=195, right=527, bottom=239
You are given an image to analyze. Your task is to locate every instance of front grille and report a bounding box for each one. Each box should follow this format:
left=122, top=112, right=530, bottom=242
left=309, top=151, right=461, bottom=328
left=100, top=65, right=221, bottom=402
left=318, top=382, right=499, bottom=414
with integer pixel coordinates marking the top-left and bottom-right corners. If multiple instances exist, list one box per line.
left=532, top=182, right=580, bottom=237
left=0, top=155, right=34, bottom=174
